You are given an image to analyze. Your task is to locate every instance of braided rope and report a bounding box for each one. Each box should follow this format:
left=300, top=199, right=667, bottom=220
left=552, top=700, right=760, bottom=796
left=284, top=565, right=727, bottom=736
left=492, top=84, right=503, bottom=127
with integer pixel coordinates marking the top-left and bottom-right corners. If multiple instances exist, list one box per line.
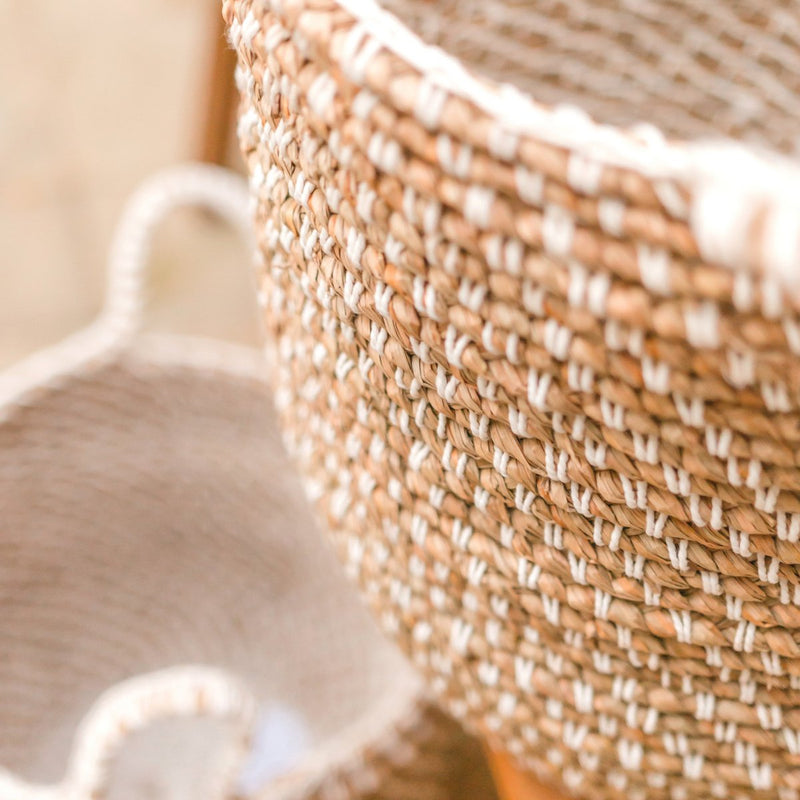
left=0, top=667, right=257, bottom=800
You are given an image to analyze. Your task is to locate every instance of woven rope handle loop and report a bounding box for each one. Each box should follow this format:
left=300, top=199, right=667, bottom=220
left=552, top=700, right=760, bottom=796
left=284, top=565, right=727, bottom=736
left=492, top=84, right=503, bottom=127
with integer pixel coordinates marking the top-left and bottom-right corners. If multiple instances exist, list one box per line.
left=102, top=163, right=253, bottom=345
left=0, top=666, right=258, bottom=800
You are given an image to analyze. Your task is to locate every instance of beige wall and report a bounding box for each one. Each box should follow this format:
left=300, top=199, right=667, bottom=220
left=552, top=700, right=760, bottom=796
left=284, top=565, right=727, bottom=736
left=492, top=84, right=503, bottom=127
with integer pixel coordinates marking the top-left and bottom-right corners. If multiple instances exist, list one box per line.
left=0, top=0, right=258, bottom=368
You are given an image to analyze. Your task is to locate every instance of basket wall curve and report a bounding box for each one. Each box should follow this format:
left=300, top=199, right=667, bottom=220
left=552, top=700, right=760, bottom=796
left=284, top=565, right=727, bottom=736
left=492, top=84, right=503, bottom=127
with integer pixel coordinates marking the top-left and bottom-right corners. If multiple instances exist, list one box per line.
left=228, top=1, right=800, bottom=797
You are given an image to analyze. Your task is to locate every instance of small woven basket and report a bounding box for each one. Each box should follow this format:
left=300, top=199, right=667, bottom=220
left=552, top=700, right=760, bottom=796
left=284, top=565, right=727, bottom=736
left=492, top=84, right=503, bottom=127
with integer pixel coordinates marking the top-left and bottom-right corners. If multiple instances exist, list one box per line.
left=228, top=2, right=800, bottom=799
left=0, top=165, right=493, bottom=800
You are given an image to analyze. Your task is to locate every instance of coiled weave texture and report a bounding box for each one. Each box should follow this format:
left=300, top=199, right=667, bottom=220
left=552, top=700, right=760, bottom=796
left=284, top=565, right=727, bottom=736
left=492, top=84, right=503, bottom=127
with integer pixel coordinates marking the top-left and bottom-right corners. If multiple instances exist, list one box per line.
left=228, top=1, right=800, bottom=798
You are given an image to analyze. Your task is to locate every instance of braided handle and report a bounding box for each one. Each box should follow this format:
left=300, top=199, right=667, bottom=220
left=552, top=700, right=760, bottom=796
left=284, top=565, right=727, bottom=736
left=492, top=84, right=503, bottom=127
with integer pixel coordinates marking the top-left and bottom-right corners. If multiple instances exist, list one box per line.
left=0, top=666, right=258, bottom=800
left=102, top=163, right=253, bottom=344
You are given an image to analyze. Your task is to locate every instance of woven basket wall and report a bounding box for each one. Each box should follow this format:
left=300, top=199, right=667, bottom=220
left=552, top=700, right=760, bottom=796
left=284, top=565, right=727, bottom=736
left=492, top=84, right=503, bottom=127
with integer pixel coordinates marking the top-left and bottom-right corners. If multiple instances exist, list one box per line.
left=227, top=2, right=800, bottom=798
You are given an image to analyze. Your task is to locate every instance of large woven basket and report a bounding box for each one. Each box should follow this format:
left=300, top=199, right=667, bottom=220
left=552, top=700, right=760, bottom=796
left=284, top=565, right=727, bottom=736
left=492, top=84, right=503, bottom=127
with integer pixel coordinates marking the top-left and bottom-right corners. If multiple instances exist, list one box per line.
left=227, top=2, right=800, bottom=799
left=0, top=165, right=494, bottom=800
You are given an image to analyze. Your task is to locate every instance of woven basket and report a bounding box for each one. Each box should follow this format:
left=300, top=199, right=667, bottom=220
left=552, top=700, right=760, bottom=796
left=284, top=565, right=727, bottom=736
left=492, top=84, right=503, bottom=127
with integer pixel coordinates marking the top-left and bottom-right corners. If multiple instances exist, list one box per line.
left=0, top=165, right=494, bottom=800
left=227, top=2, right=800, bottom=799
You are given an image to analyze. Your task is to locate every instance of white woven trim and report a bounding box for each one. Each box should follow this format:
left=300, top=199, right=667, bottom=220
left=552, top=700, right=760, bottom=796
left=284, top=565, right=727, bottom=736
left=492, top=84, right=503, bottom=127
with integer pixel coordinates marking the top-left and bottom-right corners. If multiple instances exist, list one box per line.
left=126, top=334, right=268, bottom=382
left=104, top=163, right=253, bottom=342
left=334, top=0, right=800, bottom=285
left=0, top=667, right=257, bottom=800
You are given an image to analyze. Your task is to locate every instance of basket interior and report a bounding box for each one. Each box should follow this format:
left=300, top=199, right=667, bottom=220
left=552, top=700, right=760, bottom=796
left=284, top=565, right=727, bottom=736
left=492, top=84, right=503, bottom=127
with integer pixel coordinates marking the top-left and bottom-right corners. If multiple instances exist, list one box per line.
left=0, top=348, right=411, bottom=797
left=379, top=0, right=800, bottom=154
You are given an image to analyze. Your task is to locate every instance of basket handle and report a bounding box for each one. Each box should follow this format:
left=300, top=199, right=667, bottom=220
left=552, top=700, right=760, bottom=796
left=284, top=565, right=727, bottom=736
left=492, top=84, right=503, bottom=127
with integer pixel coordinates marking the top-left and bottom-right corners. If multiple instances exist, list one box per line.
left=101, top=163, right=254, bottom=345
left=0, top=666, right=258, bottom=800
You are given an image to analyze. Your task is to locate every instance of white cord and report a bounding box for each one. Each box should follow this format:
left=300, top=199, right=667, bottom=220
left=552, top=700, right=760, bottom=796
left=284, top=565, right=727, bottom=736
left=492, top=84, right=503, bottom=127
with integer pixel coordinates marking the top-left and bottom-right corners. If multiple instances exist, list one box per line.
left=0, top=666, right=258, bottom=800
left=103, top=163, right=253, bottom=344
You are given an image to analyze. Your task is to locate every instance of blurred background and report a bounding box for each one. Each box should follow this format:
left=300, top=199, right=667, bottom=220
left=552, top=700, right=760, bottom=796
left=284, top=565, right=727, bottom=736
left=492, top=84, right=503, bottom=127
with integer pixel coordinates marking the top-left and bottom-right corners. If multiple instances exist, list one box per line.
left=0, top=0, right=257, bottom=368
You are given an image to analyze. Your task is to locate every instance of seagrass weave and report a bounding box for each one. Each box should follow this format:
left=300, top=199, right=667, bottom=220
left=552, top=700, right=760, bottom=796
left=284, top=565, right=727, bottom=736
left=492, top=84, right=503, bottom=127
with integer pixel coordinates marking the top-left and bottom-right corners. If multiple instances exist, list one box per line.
left=227, top=2, right=800, bottom=798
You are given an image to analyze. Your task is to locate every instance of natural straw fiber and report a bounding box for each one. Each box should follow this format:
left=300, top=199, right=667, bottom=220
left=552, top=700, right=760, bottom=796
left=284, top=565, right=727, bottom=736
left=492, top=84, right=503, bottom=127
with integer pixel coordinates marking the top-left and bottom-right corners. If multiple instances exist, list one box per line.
left=0, top=165, right=494, bottom=800
left=227, top=2, right=800, bottom=799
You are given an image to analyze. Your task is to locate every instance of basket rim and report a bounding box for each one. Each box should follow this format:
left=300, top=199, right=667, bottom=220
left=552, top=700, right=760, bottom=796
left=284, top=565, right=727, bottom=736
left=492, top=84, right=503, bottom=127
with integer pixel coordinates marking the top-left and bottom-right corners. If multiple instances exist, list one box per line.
left=264, top=0, right=800, bottom=291
left=0, top=327, right=267, bottom=423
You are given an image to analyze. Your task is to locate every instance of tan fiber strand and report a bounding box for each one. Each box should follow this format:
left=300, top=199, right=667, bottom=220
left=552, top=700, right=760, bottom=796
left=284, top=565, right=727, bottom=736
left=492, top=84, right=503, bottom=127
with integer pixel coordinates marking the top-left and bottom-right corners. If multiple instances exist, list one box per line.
left=229, top=1, right=800, bottom=798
